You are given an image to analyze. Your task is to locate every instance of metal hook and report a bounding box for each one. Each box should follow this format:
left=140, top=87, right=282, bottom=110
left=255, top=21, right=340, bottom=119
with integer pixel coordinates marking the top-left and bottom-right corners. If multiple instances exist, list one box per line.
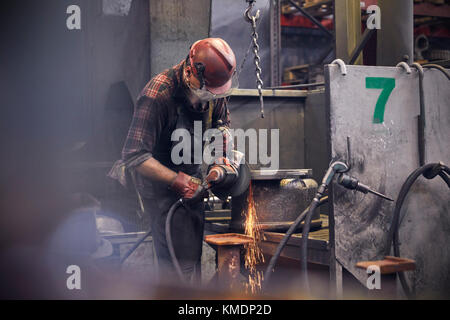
left=396, top=62, right=412, bottom=74
left=244, top=1, right=260, bottom=23
left=331, top=59, right=347, bottom=76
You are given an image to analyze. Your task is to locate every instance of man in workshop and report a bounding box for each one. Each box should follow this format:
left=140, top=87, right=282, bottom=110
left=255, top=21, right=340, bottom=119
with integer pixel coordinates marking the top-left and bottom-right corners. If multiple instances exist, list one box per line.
left=109, top=38, right=238, bottom=283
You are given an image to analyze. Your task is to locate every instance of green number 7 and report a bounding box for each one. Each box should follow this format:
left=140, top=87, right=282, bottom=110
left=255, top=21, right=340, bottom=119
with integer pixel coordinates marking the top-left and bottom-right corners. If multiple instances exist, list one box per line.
left=366, top=77, right=395, bottom=124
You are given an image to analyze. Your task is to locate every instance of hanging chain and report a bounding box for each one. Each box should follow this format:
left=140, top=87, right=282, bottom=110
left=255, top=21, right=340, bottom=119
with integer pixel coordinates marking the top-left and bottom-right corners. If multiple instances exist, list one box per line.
left=245, top=0, right=265, bottom=118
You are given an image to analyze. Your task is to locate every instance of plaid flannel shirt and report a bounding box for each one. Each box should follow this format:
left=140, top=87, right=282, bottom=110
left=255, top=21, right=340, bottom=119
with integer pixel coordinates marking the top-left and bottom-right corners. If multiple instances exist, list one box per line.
left=108, top=60, right=231, bottom=194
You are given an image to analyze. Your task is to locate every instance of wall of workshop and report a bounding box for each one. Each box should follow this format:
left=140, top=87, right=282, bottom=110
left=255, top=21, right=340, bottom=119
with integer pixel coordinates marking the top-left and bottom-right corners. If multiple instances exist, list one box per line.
left=1, top=0, right=151, bottom=231
left=210, top=0, right=271, bottom=89
left=0, top=0, right=329, bottom=231
left=150, top=0, right=211, bottom=77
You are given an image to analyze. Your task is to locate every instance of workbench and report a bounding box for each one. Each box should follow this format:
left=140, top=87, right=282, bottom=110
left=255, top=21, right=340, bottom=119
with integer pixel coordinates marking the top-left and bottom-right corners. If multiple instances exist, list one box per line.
left=205, top=213, right=330, bottom=267
left=259, top=214, right=330, bottom=267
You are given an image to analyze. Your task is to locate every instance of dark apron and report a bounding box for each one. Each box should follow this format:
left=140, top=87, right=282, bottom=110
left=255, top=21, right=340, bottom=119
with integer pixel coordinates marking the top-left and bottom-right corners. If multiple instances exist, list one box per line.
left=143, top=103, right=212, bottom=283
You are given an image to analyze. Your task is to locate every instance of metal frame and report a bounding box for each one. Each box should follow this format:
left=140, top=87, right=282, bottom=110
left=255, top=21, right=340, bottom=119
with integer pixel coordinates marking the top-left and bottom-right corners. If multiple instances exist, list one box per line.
left=270, top=0, right=282, bottom=87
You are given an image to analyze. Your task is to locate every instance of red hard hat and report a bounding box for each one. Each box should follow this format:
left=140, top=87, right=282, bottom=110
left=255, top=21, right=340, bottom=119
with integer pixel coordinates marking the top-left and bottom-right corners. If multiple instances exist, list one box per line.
left=189, top=38, right=236, bottom=95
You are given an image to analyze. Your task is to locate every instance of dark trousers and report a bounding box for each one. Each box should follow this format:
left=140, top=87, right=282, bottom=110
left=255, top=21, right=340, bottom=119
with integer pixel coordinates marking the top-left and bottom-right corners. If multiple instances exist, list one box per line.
left=143, top=195, right=205, bottom=284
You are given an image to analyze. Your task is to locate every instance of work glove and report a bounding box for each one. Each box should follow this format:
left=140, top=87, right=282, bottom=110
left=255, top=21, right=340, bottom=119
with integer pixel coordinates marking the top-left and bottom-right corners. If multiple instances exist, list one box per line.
left=170, top=171, right=206, bottom=203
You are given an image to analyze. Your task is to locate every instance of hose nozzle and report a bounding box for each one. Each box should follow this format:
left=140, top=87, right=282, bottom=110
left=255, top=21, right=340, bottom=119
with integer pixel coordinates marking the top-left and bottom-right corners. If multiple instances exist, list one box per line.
left=338, top=174, right=394, bottom=202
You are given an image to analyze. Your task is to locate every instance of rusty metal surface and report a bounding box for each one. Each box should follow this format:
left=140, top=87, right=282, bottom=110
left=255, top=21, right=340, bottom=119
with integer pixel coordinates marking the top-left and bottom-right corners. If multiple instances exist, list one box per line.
left=205, top=233, right=250, bottom=288
left=205, top=233, right=253, bottom=246
left=326, top=64, right=450, bottom=297
left=259, top=214, right=330, bottom=266
left=356, top=256, right=416, bottom=275
left=217, top=246, right=241, bottom=286
left=257, top=218, right=322, bottom=232
left=250, top=169, right=312, bottom=180
left=231, top=178, right=318, bottom=231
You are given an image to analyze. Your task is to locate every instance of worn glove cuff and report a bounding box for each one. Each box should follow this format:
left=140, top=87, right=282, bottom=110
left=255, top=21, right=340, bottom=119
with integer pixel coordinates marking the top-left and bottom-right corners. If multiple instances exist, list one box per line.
left=170, top=171, right=203, bottom=199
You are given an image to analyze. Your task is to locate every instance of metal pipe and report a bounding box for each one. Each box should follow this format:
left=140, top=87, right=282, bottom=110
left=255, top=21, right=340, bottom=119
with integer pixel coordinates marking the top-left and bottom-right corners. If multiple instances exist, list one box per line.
left=348, top=28, right=376, bottom=65
left=267, top=82, right=325, bottom=89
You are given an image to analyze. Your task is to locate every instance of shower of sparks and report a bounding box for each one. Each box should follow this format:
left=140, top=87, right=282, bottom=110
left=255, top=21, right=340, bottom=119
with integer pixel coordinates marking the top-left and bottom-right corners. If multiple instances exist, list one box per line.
left=243, top=182, right=265, bottom=294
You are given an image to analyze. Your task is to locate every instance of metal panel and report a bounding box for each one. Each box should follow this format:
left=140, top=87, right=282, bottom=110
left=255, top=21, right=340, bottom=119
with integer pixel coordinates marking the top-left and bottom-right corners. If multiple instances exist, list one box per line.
left=377, top=0, right=414, bottom=66
left=150, top=0, right=211, bottom=77
left=228, top=90, right=306, bottom=170
left=326, top=64, right=450, bottom=297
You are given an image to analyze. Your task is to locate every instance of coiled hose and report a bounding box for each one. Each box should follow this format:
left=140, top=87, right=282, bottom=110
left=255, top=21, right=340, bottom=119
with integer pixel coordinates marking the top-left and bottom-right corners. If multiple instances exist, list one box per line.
left=385, top=162, right=450, bottom=299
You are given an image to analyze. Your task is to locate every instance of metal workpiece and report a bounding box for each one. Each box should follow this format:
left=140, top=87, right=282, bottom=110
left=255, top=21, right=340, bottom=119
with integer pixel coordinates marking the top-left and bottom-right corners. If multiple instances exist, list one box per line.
left=230, top=170, right=318, bottom=232
left=250, top=169, right=312, bottom=180
left=326, top=64, right=450, bottom=297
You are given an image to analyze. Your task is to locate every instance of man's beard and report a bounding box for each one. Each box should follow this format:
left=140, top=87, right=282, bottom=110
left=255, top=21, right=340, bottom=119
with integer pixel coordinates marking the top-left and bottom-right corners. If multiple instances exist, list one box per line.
left=184, top=87, right=208, bottom=112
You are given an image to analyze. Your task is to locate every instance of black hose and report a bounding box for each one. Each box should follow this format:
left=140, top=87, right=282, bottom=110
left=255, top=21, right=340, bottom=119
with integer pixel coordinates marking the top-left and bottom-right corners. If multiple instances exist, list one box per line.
left=300, top=198, right=321, bottom=292
left=385, top=163, right=450, bottom=299
left=263, top=196, right=328, bottom=288
left=121, top=197, right=187, bottom=285
left=439, top=171, right=450, bottom=189
left=165, top=199, right=186, bottom=282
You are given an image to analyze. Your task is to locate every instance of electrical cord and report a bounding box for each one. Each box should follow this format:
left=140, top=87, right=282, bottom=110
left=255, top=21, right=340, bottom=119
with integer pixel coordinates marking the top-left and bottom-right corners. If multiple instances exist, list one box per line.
left=422, top=64, right=450, bottom=81
left=385, top=162, right=450, bottom=299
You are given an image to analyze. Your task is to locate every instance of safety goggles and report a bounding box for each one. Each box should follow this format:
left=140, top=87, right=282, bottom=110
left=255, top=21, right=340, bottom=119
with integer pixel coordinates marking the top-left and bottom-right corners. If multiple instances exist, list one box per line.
left=188, top=71, right=239, bottom=102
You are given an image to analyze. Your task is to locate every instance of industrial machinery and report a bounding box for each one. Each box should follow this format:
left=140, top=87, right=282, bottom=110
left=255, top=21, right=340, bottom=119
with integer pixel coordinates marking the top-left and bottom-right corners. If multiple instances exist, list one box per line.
left=262, top=161, right=394, bottom=292
left=230, top=169, right=318, bottom=232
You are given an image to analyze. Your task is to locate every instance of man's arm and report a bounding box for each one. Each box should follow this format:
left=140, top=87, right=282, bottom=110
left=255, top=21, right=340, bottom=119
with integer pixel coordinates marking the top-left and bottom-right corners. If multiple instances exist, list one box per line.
left=137, top=157, right=204, bottom=202
left=121, top=95, right=176, bottom=185
left=136, top=157, right=177, bottom=185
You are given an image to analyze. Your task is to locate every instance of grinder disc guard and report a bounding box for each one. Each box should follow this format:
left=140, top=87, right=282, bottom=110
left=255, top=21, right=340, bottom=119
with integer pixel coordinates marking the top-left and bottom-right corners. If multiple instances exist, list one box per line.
left=211, top=162, right=251, bottom=200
